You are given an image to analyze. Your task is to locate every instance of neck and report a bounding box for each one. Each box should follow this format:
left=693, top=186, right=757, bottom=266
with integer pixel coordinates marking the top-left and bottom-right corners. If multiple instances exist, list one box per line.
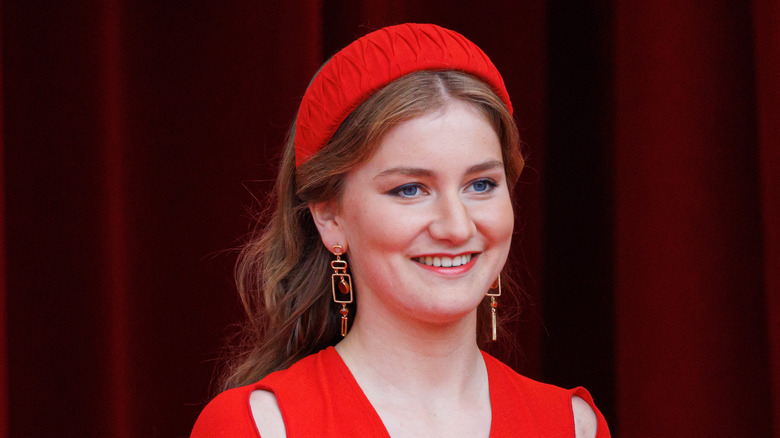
left=335, top=303, right=485, bottom=400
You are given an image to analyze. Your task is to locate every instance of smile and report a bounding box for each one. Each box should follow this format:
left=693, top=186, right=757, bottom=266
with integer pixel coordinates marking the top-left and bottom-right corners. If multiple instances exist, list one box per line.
left=414, top=253, right=474, bottom=267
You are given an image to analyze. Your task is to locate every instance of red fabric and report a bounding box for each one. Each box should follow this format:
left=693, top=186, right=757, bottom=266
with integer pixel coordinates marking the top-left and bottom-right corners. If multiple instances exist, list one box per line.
left=191, top=347, right=610, bottom=437
left=294, top=23, right=512, bottom=166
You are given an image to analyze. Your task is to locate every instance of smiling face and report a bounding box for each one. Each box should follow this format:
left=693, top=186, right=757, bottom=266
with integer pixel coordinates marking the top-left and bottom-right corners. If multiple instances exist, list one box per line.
left=311, top=99, right=514, bottom=328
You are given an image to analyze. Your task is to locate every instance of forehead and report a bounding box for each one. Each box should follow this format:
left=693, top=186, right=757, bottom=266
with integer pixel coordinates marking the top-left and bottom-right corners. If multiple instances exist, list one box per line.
left=360, top=101, right=502, bottom=172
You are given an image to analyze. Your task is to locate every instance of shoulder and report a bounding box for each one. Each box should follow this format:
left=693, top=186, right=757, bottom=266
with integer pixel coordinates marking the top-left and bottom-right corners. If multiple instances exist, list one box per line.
left=249, top=390, right=286, bottom=438
left=481, top=351, right=571, bottom=401
left=191, top=384, right=262, bottom=438
left=571, top=395, right=598, bottom=438
left=481, top=352, right=610, bottom=437
left=191, top=349, right=334, bottom=438
left=569, top=386, right=610, bottom=437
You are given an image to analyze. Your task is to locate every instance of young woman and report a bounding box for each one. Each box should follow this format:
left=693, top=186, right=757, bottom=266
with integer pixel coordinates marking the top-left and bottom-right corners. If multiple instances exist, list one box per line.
left=192, top=23, right=610, bottom=437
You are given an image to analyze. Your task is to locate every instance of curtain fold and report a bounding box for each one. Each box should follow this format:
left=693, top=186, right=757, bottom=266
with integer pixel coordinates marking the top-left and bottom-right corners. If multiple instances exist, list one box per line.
left=753, top=0, right=780, bottom=434
left=99, top=1, right=130, bottom=436
left=1, top=1, right=777, bottom=436
left=0, top=1, right=7, bottom=434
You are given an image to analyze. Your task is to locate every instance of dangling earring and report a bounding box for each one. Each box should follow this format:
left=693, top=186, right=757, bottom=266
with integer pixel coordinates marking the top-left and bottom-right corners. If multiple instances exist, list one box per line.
left=487, top=275, right=502, bottom=341
left=330, top=244, right=353, bottom=336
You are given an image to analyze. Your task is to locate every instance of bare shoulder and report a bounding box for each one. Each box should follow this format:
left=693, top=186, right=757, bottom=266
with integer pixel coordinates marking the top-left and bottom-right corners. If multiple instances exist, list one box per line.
left=249, top=389, right=287, bottom=438
left=571, top=395, right=598, bottom=438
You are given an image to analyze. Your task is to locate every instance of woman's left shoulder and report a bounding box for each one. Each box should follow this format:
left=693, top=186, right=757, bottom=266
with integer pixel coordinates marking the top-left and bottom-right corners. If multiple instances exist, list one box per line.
left=567, top=386, right=610, bottom=437
left=481, top=352, right=611, bottom=437
left=571, top=393, right=598, bottom=438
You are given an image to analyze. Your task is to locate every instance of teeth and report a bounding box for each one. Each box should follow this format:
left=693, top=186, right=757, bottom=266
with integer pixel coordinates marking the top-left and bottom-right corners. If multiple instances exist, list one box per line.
left=416, top=254, right=472, bottom=267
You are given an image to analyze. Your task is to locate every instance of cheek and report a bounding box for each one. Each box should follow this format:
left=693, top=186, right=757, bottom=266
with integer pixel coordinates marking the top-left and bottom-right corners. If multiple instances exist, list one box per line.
left=498, top=202, right=515, bottom=239
left=341, top=205, right=415, bottom=292
left=476, top=197, right=515, bottom=244
left=342, top=200, right=419, bottom=255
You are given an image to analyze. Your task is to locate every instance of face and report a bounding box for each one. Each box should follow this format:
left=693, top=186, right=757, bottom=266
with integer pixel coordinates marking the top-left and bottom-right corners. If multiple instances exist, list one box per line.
left=314, top=100, right=514, bottom=326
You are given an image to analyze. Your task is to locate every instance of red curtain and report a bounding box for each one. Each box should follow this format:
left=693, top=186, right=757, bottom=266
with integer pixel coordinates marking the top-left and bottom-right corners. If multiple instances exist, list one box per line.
left=614, top=2, right=779, bottom=435
left=1, top=1, right=777, bottom=436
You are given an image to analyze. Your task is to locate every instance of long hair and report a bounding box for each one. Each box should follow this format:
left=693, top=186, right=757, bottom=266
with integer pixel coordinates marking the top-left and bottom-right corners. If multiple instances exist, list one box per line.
left=221, top=71, right=524, bottom=390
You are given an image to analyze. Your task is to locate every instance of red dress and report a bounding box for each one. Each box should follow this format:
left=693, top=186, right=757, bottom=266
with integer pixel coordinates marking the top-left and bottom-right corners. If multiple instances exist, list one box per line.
left=191, top=347, right=610, bottom=437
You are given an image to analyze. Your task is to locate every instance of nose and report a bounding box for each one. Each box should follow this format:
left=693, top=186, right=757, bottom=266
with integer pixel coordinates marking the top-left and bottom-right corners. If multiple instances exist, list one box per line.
left=428, top=193, right=477, bottom=244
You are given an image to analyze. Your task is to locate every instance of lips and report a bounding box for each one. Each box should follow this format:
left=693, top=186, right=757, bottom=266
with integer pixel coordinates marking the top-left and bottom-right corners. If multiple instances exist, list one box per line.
left=412, top=252, right=479, bottom=275
left=414, top=253, right=475, bottom=267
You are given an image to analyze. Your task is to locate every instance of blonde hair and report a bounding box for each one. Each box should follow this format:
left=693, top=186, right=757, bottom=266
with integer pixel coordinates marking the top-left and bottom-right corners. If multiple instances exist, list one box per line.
left=221, top=70, right=524, bottom=389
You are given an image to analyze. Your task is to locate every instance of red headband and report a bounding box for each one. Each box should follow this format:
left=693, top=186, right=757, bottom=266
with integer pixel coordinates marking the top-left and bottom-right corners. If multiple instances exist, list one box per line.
left=294, top=23, right=513, bottom=167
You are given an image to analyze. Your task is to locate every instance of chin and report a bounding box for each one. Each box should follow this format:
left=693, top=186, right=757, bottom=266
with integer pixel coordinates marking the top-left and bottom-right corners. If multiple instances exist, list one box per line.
left=411, top=299, right=482, bottom=325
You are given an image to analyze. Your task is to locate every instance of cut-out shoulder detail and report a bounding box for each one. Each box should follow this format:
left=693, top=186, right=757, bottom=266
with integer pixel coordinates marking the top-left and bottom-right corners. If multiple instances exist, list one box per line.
left=571, top=395, right=597, bottom=438
left=250, top=389, right=287, bottom=438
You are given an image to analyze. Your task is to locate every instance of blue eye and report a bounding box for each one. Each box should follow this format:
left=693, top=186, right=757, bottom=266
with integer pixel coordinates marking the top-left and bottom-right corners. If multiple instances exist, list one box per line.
left=400, top=185, right=419, bottom=196
left=469, top=179, right=497, bottom=193
left=390, top=183, right=424, bottom=198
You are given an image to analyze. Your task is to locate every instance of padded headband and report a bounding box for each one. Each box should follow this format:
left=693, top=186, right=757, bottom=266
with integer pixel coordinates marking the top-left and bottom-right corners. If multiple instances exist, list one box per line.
left=294, top=23, right=513, bottom=167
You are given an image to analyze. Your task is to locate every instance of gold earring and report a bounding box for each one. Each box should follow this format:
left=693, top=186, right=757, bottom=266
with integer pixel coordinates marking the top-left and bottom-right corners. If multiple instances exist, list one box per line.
left=487, top=275, right=502, bottom=341
left=331, top=244, right=353, bottom=336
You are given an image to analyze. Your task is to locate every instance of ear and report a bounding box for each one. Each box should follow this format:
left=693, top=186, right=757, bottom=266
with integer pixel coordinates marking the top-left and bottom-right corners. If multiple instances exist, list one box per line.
left=309, top=201, right=348, bottom=253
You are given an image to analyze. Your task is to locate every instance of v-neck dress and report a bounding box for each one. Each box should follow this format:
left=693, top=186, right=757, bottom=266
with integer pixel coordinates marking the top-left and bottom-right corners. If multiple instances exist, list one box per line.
left=191, top=347, right=610, bottom=437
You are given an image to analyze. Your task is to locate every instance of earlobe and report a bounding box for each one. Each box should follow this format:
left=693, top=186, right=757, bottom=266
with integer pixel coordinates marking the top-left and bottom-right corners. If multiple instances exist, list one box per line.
left=309, top=201, right=347, bottom=252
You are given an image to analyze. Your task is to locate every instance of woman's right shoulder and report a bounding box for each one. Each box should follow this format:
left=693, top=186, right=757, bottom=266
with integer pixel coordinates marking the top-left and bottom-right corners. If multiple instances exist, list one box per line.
left=249, top=389, right=286, bottom=438
left=191, top=349, right=332, bottom=437
left=190, top=384, right=264, bottom=438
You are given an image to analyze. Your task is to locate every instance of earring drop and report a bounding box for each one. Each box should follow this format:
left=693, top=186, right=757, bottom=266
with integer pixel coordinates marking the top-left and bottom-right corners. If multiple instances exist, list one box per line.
left=487, top=275, right=502, bottom=341
left=330, top=244, right=353, bottom=336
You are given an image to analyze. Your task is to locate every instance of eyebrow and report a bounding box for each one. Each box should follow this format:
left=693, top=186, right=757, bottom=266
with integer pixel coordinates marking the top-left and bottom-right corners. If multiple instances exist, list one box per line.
left=373, top=160, right=504, bottom=180
left=374, top=167, right=434, bottom=179
left=466, top=160, right=504, bottom=174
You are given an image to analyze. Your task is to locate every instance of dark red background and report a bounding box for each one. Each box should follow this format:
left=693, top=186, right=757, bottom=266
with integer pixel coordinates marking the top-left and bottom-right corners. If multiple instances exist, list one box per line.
left=2, top=1, right=778, bottom=437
